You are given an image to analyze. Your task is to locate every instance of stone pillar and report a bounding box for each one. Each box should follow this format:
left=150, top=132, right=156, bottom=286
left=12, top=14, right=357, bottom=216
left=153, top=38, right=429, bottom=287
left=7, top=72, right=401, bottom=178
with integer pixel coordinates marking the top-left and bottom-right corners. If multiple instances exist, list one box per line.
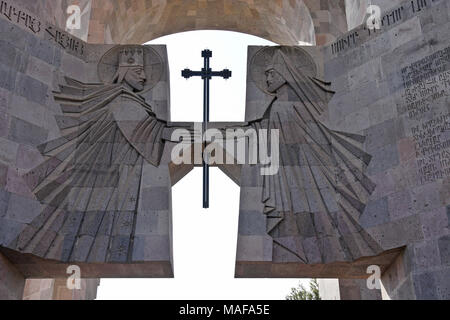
left=318, top=278, right=382, bottom=300
left=0, top=252, right=26, bottom=300
left=22, top=279, right=54, bottom=300
left=380, top=248, right=414, bottom=299
left=318, top=279, right=341, bottom=300
left=339, top=279, right=382, bottom=300
left=23, top=279, right=100, bottom=300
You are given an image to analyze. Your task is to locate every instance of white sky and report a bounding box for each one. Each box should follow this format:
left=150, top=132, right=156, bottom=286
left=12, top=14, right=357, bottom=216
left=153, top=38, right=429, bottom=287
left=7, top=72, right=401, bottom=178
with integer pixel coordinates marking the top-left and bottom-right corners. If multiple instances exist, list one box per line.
left=97, top=30, right=310, bottom=300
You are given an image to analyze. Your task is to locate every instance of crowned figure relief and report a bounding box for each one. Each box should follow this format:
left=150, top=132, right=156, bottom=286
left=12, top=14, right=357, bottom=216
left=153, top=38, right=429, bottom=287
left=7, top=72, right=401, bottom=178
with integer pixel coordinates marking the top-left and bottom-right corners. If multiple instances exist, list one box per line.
left=10, top=46, right=179, bottom=262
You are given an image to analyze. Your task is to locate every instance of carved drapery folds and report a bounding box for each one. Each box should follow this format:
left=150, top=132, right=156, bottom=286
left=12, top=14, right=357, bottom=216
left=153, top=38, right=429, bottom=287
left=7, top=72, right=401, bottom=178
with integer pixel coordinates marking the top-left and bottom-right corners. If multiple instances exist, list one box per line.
left=238, top=46, right=382, bottom=265
left=8, top=46, right=172, bottom=263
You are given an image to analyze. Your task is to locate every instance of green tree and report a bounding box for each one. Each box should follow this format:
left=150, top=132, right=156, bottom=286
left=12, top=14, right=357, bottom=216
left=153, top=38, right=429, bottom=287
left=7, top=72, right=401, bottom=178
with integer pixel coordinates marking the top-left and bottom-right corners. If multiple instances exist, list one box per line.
left=286, top=279, right=321, bottom=300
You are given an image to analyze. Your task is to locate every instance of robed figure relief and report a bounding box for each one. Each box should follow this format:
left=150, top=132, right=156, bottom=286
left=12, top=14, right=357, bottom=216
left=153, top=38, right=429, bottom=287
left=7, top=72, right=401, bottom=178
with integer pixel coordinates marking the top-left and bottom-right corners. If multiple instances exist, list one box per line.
left=11, top=46, right=177, bottom=262
left=243, top=47, right=382, bottom=263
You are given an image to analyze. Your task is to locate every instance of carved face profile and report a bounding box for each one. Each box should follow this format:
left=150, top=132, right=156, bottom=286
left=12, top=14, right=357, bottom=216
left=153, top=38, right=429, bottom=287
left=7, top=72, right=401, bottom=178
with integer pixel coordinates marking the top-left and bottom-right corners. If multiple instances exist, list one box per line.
left=250, top=46, right=317, bottom=95
left=98, top=45, right=164, bottom=93
left=111, top=48, right=147, bottom=92
left=122, top=66, right=147, bottom=92
left=265, top=68, right=285, bottom=93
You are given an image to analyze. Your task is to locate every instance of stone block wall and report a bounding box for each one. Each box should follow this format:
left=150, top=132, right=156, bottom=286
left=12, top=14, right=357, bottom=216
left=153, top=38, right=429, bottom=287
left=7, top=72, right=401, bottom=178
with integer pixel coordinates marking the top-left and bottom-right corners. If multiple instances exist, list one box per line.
left=0, top=2, right=86, bottom=253
left=0, top=251, right=24, bottom=299
left=323, top=0, right=450, bottom=299
left=236, top=0, right=449, bottom=300
left=345, top=0, right=405, bottom=31
left=23, top=278, right=99, bottom=300
left=0, top=1, right=174, bottom=279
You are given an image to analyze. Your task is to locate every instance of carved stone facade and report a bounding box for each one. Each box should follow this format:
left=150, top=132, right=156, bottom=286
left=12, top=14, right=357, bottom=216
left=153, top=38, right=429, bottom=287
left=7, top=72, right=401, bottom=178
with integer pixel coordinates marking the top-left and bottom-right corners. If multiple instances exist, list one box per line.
left=0, top=1, right=177, bottom=280
left=236, top=46, right=395, bottom=277
left=0, top=0, right=449, bottom=300
left=324, top=0, right=450, bottom=299
left=10, top=0, right=350, bottom=46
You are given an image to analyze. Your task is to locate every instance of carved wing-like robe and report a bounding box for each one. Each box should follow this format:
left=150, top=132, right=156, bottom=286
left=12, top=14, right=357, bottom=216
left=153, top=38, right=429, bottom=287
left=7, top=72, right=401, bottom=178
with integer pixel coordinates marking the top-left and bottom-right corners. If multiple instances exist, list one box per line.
left=12, top=78, right=168, bottom=262
left=246, top=51, right=383, bottom=263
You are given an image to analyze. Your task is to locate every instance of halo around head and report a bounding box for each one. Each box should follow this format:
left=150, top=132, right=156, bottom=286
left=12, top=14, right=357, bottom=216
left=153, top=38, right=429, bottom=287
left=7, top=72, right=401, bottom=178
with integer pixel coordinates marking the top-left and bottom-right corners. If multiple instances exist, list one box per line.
left=98, top=45, right=164, bottom=93
left=250, top=46, right=318, bottom=94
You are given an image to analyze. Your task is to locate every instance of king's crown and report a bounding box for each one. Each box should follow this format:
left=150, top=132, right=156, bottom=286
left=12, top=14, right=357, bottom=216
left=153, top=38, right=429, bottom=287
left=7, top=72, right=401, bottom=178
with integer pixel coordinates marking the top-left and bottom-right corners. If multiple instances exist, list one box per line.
left=119, top=47, right=144, bottom=67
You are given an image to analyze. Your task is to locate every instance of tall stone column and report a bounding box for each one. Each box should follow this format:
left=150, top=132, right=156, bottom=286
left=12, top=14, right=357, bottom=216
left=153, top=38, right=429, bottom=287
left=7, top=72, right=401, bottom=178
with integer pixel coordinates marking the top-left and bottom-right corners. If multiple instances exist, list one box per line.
left=23, top=279, right=100, bottom=300
left=339, top=279, right=382, bottom=300
left=318, top=278, right=382, bottom=300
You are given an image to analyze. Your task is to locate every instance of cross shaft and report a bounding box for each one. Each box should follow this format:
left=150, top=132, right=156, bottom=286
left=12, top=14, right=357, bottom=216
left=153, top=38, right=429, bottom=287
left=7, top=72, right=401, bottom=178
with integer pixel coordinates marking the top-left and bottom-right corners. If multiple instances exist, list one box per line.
left=181, top=49, right=232, bottom=209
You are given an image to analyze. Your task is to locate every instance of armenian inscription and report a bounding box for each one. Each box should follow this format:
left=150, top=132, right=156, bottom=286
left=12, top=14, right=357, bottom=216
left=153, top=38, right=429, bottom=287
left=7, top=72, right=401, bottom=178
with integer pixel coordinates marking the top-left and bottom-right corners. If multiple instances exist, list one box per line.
left=0, top=0, right=41, bottom=33
left=45, top=25, right=85, bottom=56
left=331, top=0, right=441, bottom=55
left=401, top=47, right=450, bottom=184
left=0, top=0, right=86, bottom=58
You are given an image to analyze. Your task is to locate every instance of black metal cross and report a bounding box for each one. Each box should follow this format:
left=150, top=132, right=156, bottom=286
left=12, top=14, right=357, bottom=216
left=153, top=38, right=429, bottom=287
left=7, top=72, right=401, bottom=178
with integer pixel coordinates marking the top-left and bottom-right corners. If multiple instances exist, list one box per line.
left=182, top=49, right=232, bottom=209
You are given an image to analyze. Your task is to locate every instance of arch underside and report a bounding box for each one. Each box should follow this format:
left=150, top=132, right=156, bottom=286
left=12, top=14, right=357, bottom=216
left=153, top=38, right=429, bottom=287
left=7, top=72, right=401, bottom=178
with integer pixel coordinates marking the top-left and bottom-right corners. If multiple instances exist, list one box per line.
left=15, top=0, right=349, bottom=45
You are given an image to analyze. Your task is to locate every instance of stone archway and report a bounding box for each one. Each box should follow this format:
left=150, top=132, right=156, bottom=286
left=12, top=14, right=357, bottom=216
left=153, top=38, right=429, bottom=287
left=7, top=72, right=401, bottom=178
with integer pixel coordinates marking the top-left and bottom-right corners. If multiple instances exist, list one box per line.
left=14, top=0, right=350, bottom=45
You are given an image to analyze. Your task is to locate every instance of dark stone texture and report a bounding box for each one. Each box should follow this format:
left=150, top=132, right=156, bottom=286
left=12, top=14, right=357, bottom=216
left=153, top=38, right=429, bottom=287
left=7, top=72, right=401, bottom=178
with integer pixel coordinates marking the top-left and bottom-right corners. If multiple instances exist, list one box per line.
left=364, top=119, right=404, bottom=154
left=71, top=235, right=94, bottom=262
left=447, top=205, right=450, bottom=227
left=8, top=117, right=48, bottom=147
left=5, top=193, right=41, bottom=224
left=0, top=218, right=25, bottom=247
left=15, top=73, right=49, bottom=105
left=132, top=235, right=170, bottom=261
left=435, top=267, right=450, bottom=299
left=112, top=211, right=134, bottom=236
left=0, top=252, right=25, bottom=300
left=0, top=18, right=31, bottom=51
left=108, top=235, right=130, bottom=263
left=359, top=197, right=390, bottom=229
left=238, top=210, right=266, bottom=235
left=25, top=37, right=55, bottom=66
left=438, top=235, right=450, bottom=266
left=80, top=211, right=105, bottom=237
left=0, top=188, right=10, bottom=217
left=366, top=143, right=400, bottom=175
left=413, top=272, right=439, bottom=299
left=141, top=187, right=170, bottom=210
left=0, top=63, right=16, bottom=91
